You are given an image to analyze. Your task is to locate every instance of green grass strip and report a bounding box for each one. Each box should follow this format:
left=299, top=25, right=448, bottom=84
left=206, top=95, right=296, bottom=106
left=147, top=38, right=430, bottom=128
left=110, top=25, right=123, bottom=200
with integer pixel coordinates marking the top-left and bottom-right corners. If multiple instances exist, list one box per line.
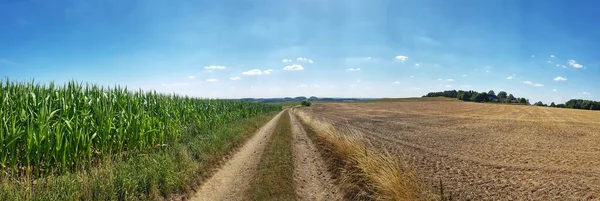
left=245, top=110, right=296, bottom=201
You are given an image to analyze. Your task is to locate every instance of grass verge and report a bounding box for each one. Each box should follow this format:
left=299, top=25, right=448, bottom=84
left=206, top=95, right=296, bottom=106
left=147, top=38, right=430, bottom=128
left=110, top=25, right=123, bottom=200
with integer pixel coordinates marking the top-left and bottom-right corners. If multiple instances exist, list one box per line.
left=245, top=110, right=296, bottom=201
left=294, top=109, right=425, bottom=201
left=0, top=112, right=278, bottom=201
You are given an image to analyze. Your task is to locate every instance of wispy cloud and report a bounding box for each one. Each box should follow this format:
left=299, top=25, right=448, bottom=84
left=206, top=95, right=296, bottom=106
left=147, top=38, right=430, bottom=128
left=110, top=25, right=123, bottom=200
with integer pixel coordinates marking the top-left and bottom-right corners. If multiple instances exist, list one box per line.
left=414, top=63, right=420, bottom=67
left=462, top=74, right=467, bottom=77
left=438, top=78, right=454, bottom=82
left=242, top=69, right=263, bottom=75
left=395, top=55, right=408, bottom=62
left=206, top=79, right=218, bottom=82
left=444, top=85, right=453, bottom=88
left=582, top=92, right=591, bottom=95
left=204, top=65, right=226, bottom=70
left=230, top=77, right=241, bottom=80
left=550, top=55, right=555, bottom=58
left=297, top=84, right=307, bottom=88
left=282, top=59, right=292, bottom=63
left=263, top=69, right=274, bottom=74
left=524, top=80, right=544, bottom=87
left=283, top=64, right=303, bottom=71
left=393, top=81, right=400, bottom=84
left=346, top=68, right=360, bottom=71
left=568, top=60, right=583, bottom=68
left=297, top=57, right=314, bottom=63
left=553, top=76, right=567, bottom=81
left=553, top=89, right=557, bottom=92
left=188, top=76, right=195, bottom=79
left=507, top=76, right=514, bottom=80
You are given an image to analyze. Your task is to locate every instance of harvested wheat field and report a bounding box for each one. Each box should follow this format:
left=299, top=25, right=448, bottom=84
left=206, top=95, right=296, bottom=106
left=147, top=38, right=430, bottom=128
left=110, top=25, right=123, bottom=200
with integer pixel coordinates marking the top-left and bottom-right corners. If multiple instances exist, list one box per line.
left=303, top=98, right=600, bottom=200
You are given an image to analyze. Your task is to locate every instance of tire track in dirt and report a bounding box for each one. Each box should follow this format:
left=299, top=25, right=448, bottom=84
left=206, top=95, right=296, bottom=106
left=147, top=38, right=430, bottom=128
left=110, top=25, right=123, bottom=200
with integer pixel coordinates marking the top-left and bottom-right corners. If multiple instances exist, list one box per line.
left=190, top=111, right=284, bottom=201
left=289, top=111, right=342, bottom=201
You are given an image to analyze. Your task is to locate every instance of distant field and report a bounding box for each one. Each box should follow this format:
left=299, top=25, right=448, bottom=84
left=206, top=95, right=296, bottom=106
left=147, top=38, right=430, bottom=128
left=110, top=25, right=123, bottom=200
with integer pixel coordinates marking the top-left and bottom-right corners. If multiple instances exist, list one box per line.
left=304, top=99, right=600, bottom=200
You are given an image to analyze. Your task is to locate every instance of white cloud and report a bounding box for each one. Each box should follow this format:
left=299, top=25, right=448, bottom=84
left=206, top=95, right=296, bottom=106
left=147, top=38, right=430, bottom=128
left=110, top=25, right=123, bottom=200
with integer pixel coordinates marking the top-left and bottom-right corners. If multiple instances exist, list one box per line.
left=188, top=76, right=196, bottom=79
left=310, top=84, right=320, bottom=88
left=395, top=55, right=408, bottom=62
left=437, top=78, right=442, bottom=81
left=364, top=57, right=372, bottom=60
left=297, top=84, right=307, bottom=88
left=507, top=76, right=514, bottom=80
left=356, top=79, right=361, bottom=83
left=582, top=92, right=591, bottom=95
left=444, top=85, right=453, bottom=88
left=282, top=59, right=292, bottom=63
left=263, top=69, right=274, bottom=74
left=550, top=55, right=555, bottom=58
left=242, top=69, right=263, bottom=75
left=446, top=79, right=454, bottom=82
left=161, top=83, right=189, bottom=87
left=547, top=61, right=552, bottom=64
left=410, top=76, right=414, bottom=78
left=206, top=79, right=218, bottom=82
left=394, top=81, right=400, bottom=84
left=350, top=84, right=358, bottom=87
left=531, top=55, right=535, bottom=58
left=283, top=64, right=303, bottom=71
left=297, top=57, right=314, bottom=63
left=523, top=81, right=533, bottom=84
left=553, top=76, right=567, bottom=81
left=523, top=81, right=543, bottom=87
left=553, top=89, right=557, bottom=92
left=561, top=65, right=567, bottom=68
left=415, top=63, right=420, bottom=67
left=346, top=68, right=361, bottom=71
left=204, top=65, right=226, bottom=70
left=462, top=74, right=467, bottom=77
left=568, top=60, right=583, bottom=68
left=534, top=83, right=544, bottom=87
left=460, top=85, right=472, bottom=88
left=230, top=77, right=241, bottom=80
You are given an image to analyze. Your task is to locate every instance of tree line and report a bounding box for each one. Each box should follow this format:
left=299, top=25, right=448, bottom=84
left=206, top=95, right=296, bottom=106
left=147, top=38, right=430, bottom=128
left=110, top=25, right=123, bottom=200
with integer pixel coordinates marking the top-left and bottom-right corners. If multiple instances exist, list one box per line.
left=424, top=90, right=600, bottom=111
left=423, top=90, right=530, bottom=104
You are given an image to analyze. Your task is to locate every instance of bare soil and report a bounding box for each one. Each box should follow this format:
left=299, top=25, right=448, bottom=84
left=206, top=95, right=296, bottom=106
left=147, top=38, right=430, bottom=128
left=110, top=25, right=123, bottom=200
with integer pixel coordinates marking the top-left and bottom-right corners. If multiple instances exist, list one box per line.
left=305, top=100, right=600, bottom=200
left=289, top=111, right=343, bottom=201
left=190, top=111, right=283, bottom=201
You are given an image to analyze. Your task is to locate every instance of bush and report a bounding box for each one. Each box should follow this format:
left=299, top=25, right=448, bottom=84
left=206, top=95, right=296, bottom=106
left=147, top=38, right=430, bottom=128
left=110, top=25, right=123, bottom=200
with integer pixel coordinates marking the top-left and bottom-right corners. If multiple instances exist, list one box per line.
left=301, top=100, right=312, bottom=107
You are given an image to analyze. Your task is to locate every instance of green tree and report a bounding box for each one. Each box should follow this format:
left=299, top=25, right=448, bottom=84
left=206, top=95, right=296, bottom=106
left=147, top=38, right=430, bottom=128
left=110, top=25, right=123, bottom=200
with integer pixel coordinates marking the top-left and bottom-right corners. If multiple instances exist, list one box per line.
left=520, top=98, right=528, bottom=104
left=488, top=90, right=495, bottom=96
left=497, top=91, right=507, bottom=99
left=550, top=102, right=556, bottom=107
left=506, top=94, right=515, bottom=103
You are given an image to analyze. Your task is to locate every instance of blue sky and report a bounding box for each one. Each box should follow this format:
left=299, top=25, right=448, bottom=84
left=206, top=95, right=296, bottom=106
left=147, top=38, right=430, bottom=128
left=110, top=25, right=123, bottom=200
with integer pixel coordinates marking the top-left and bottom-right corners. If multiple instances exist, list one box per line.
left=1, top=0, right=599, bottom=103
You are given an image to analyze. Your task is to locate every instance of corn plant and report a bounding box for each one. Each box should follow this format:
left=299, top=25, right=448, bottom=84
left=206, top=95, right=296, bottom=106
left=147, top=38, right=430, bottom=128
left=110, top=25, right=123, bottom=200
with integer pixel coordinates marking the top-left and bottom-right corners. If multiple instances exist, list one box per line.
left=0, top=79, right=280, bottom=177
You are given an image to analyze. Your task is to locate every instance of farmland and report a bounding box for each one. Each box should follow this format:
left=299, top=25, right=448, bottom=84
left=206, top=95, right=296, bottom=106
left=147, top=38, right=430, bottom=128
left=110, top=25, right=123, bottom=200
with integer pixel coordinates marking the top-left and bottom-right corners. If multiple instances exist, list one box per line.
left=0, top=80, right=280, bottom=200
left=302, top=98, right=600, bottom=200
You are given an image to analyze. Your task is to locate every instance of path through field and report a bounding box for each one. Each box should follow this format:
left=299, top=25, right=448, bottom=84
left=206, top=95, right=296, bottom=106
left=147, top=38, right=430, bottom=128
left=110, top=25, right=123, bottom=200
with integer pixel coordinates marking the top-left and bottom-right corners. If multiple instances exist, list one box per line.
left=190, top=111, right=283, bottom=201
left=289, top=111, right=342, bottom=201
left=191, top=110, right=340, bottom=201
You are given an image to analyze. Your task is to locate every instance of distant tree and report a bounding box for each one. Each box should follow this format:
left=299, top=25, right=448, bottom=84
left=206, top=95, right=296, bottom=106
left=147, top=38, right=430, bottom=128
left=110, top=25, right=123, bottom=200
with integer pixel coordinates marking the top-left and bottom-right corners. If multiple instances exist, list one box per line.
left=520, top=98, right=528, bottom=104
left=507, top=94, right=515, bottom=103
left=301, top=100, right=312, bottom=107
left=534, top=101, right=545, bottom=106
left=488, top=90, right=496, bottom=96
left=550, top=102, right=556, bottom=107
left=497, top=91, right=508, bottom=99
left=471, top=92, right=487, bottom=102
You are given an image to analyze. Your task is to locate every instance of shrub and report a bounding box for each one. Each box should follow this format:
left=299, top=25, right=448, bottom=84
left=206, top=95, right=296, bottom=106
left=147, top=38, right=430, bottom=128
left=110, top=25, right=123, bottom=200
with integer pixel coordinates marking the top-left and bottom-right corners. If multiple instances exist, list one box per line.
left=301, top=100, right=312, bottom=107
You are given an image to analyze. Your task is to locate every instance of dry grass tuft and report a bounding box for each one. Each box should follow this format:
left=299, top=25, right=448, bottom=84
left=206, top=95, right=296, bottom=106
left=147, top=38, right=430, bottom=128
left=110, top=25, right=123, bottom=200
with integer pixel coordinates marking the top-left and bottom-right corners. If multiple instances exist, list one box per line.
left=295, top=110, right=425, bottom=201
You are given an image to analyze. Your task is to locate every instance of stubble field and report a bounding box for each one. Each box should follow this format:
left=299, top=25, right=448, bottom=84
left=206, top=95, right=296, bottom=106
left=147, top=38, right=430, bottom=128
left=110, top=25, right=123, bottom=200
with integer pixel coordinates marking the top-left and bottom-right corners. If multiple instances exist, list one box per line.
left=304, top=98, right=600, bottom=200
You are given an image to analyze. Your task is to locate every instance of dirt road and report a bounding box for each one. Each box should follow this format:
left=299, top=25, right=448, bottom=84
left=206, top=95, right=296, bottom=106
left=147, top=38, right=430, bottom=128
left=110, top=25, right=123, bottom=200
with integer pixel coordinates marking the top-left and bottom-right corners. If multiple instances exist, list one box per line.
left=289, top=111, right=342, bottom=201
left=190, top=111, right=283, bottom=201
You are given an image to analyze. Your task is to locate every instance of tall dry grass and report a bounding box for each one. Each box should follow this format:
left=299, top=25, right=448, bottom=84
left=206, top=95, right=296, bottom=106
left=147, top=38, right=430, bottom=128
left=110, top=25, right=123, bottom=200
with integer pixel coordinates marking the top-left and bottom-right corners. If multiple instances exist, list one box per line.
left=294, top=109, right=425, bottom=201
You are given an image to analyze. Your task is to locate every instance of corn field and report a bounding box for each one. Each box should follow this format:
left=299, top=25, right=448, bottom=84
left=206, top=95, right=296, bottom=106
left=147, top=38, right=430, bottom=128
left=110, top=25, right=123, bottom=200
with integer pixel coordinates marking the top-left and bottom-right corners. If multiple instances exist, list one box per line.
left=0, top=79, right=280, bottom=177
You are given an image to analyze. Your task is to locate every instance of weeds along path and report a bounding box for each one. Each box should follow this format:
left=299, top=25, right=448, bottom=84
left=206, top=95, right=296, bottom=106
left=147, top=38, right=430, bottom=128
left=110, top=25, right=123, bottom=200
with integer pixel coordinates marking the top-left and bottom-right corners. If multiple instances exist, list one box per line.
left=289, top=111, right=342, bottom=201
left=190, top=111, right=284, bottom=201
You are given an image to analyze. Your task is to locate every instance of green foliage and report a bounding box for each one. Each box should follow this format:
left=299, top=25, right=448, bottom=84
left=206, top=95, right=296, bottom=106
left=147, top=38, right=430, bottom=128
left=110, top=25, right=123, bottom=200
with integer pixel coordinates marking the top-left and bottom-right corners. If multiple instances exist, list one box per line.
left=301, top=100, right=312, bottom=107
left=497, top=91, right=507, bottom=99
left=550, top=102, right=556, bottom=107
left=0, top=79, right=281, bottom=178
left=488, top=90, right=495, bottom=96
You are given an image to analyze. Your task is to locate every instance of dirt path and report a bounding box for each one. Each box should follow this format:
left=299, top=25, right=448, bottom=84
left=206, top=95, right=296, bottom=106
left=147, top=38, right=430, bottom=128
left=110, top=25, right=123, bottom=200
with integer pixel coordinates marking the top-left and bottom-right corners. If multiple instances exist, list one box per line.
left=289, top=111, right=342, bottom=201
left=190, top=111, right=283, bottom=201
